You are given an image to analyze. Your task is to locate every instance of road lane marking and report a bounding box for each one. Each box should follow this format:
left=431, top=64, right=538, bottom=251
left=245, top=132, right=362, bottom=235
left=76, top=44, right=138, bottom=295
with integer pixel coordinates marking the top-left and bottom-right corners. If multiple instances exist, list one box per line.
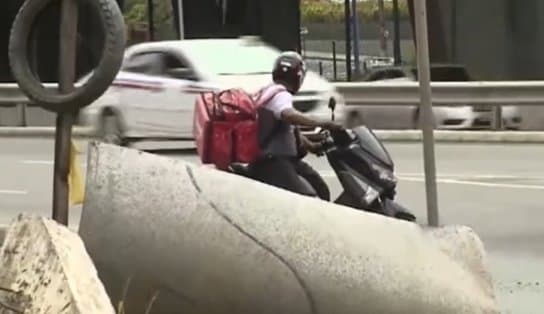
left=21, top=160, right=54, bottom=165
left=0, top=189, right=27, bottom=195
left=318, top=171, right=544, bottom=180
left=319, top=171, right=544, bottom=189
left=20, top=160, right=86, bottom=167
left=399, top=177, right=544, bottom=190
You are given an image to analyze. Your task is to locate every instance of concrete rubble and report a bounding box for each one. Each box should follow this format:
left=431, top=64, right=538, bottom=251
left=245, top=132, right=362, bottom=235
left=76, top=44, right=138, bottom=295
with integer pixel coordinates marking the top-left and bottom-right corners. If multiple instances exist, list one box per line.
left=79, top=142, right=500, bottom=314
left=0, top=215, right=115, bottom=314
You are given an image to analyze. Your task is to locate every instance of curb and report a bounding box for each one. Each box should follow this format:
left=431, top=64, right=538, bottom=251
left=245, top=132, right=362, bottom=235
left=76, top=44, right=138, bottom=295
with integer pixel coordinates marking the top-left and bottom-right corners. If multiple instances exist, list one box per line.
left=2, top=127, right=544, bottom=143
left=0, top=127, right=96, bottom=138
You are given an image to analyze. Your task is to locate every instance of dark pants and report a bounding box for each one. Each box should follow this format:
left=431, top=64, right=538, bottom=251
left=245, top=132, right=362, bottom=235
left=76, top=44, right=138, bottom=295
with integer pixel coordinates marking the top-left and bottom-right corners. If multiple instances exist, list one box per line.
left=250, top=156, right=330, bottom=201
left=294, top=159, right=331, bottom=201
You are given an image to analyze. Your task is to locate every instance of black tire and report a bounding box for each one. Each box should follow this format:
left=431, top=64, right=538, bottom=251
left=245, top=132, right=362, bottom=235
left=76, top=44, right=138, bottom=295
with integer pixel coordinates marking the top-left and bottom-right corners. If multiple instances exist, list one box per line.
left=8, top=0, right=126, bottom=113
left=99, top=111, right=126, bottom=146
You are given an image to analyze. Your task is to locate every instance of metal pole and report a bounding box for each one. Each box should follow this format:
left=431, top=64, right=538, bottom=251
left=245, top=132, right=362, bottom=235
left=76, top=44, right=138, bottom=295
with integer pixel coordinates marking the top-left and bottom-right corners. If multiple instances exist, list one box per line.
left=494, top=107, right=503, bottom=130
left=378, top=0, right=387, bottom=57
left=20, top=104, right=27, bottom=127
left=147, top=0, right=155, bottom=41
left=177, top=0, right=184, bottom=40
left=53, top=0, right=79, bottom=226
left=450, top=0, right=457, bottom=62
left=393, top=0, right=402, bottom=65
left=319, top=61, right=323, bottom=76
left=332, top=41, right=338, bottom=81
left=351, top=0, right=361, bottom=77
left=413, top=0, right=439, bottom=227
left=344, top=0, right=352, bottom=81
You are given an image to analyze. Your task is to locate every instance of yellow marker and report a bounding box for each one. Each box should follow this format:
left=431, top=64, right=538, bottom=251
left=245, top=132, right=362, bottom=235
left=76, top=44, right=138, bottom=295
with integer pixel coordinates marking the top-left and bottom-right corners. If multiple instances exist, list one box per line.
left=68, top=140, right=85, bottom=205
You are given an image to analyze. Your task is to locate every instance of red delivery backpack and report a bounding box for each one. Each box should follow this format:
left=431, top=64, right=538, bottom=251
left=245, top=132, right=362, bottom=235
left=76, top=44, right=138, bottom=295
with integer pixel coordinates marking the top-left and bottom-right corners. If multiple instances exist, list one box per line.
left=193, top=84, right=286, bottom=170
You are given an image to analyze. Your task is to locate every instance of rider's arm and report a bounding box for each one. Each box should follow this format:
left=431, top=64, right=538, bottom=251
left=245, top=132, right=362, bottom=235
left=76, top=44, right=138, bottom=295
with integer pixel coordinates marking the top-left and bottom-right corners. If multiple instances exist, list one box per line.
left=280, top=108, right=324, bottom=128
left=267, top=91, right=341, bottom=130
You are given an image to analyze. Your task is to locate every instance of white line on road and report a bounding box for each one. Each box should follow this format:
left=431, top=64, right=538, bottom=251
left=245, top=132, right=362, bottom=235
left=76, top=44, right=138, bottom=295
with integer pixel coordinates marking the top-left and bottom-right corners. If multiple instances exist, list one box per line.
left=400, top=177, right=544, bottom=190
left=21, top=160, right=54, bottom=165
left=0, top=189, right=28, bottom=195
left=319, top=171, right=544, bottom=190
left=20, top=160, right=86, bottom=167
left=319, top=171, right=544, bottom=180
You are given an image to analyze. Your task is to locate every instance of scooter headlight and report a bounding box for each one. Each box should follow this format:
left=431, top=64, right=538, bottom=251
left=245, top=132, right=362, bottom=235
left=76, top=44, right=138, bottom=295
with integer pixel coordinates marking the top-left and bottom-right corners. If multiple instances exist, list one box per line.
left=351, top=174, right=381, bottom=205
left=363, top=186, right=380, bottom=205
left=371, top=164, right=397, bottom=184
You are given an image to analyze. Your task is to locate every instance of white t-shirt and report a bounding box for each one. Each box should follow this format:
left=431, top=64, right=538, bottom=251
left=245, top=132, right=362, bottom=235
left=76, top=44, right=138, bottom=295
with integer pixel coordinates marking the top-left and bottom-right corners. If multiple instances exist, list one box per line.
left=255, top=85, right=298, bottom=156
left=262, top=90, right=293, bottom=120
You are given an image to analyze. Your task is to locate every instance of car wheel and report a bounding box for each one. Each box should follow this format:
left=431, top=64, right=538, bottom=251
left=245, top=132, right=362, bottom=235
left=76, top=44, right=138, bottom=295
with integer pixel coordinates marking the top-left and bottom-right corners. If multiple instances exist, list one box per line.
left=99, top=111, right=126, bottom=146
left=346, top=112, right=365, bottom=128
left=503, top=117, right=522, bottom=130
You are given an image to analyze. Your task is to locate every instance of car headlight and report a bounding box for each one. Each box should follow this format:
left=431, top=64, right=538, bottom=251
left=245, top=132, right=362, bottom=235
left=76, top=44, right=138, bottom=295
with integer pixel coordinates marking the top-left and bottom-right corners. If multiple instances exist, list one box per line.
left=371, top=164, right=397, bottom=184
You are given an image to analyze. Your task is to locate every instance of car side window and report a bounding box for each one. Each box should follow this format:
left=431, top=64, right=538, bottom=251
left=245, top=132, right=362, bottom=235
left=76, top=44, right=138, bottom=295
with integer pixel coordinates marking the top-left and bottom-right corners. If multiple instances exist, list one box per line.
left=122, top=52, right=164, bottom=75
left=367, top=71, right=387, bottom=81
left=367, top=69, right=405, bottom=81
left=161, top=53, right=199, bottom=81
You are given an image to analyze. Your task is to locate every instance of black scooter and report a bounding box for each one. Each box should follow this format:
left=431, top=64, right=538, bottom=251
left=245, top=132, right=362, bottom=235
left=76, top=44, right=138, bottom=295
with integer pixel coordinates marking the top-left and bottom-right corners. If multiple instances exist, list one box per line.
left=229, top=99, right=416, bottom=222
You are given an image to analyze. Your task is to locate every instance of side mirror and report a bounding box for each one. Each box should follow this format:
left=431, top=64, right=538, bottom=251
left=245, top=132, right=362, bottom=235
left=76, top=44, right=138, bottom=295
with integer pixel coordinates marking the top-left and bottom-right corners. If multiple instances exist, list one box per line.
left=328, top=97, right=337, bottom=111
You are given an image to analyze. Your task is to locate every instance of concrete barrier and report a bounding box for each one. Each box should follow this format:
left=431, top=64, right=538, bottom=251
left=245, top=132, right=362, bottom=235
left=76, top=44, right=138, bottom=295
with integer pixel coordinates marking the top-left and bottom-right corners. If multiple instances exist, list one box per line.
left=79, top=142, right=499, bottom=314
left=0, top=214, right=114, bottom=314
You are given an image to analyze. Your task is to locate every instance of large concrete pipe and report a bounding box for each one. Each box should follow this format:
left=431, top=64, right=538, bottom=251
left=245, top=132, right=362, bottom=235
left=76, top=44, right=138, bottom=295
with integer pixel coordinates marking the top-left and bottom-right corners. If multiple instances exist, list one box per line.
left=79, top=142, right=499, bottom=314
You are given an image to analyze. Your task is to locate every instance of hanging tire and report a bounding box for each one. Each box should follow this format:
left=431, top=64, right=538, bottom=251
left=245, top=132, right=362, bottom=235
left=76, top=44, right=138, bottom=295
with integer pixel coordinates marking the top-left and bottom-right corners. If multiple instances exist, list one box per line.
left=8, top=0, right=126, bottom=113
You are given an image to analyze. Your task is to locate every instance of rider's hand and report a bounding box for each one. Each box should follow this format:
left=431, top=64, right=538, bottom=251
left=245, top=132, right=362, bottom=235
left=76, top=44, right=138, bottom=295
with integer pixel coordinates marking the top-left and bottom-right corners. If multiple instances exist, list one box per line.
left=321, top=121, right=344, bottom=131
left=307, top=142, right=324, bottom=156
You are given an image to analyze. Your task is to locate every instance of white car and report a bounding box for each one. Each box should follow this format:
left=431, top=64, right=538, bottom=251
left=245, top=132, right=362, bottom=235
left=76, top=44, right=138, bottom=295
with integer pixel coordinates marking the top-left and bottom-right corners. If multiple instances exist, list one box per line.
left=79, top=37, right=346, bottom=145
left=344, top=65, right=522, bottom=130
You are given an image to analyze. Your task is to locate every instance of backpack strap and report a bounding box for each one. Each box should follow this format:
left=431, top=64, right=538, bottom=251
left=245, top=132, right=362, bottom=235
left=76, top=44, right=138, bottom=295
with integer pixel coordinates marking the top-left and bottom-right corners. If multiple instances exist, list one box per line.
left=253, top=84, right=289, bottom=151
left=253, top=84, right=287, bottom=108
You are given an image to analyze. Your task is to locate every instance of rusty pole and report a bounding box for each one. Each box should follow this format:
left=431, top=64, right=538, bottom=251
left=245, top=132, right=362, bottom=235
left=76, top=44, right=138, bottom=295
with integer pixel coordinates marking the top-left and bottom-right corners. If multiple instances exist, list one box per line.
left=52, top=0, right=79, bottom=225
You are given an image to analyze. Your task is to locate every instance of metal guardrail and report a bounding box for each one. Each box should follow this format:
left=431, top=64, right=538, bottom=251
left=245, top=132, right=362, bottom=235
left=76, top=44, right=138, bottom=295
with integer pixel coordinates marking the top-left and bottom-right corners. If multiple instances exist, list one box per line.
left=0, top=83, right=82, bottom=106
left=0, top=83, right=39, bottom=105
left=3, top=81, right=544, bottom=107
left=333, top=81, right=544, bottom=105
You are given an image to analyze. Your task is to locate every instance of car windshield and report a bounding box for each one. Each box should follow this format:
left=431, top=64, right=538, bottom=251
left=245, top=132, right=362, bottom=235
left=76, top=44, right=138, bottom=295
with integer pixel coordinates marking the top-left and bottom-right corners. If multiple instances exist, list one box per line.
left=183, top=42, right=279, bottom=75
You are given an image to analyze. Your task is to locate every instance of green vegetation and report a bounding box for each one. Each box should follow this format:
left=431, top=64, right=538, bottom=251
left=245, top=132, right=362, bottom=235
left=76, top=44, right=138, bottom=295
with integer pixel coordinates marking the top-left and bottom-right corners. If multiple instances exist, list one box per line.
left=122, top=0, right=410, bottom=41
left=124, top=0, right=176, bottom=40
left=301, top=0, right=410, bottom=23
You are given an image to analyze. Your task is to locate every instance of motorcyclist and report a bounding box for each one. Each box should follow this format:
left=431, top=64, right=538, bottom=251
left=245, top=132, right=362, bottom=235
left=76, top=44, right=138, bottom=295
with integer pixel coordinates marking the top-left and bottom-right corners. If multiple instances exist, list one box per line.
left=249, top=51, right=343, bottom=200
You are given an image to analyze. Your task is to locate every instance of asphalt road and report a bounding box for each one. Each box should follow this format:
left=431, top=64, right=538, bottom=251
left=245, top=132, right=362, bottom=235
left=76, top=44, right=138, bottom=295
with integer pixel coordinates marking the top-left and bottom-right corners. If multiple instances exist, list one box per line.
left=1, top=138, right=543, bottom=313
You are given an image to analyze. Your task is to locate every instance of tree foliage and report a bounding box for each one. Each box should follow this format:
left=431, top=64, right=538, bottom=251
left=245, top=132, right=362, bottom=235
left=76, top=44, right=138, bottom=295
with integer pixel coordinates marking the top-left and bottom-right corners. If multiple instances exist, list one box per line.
left=301, top=0, right=410, bottom=23
left=122, top=0, right=410, bottom=40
